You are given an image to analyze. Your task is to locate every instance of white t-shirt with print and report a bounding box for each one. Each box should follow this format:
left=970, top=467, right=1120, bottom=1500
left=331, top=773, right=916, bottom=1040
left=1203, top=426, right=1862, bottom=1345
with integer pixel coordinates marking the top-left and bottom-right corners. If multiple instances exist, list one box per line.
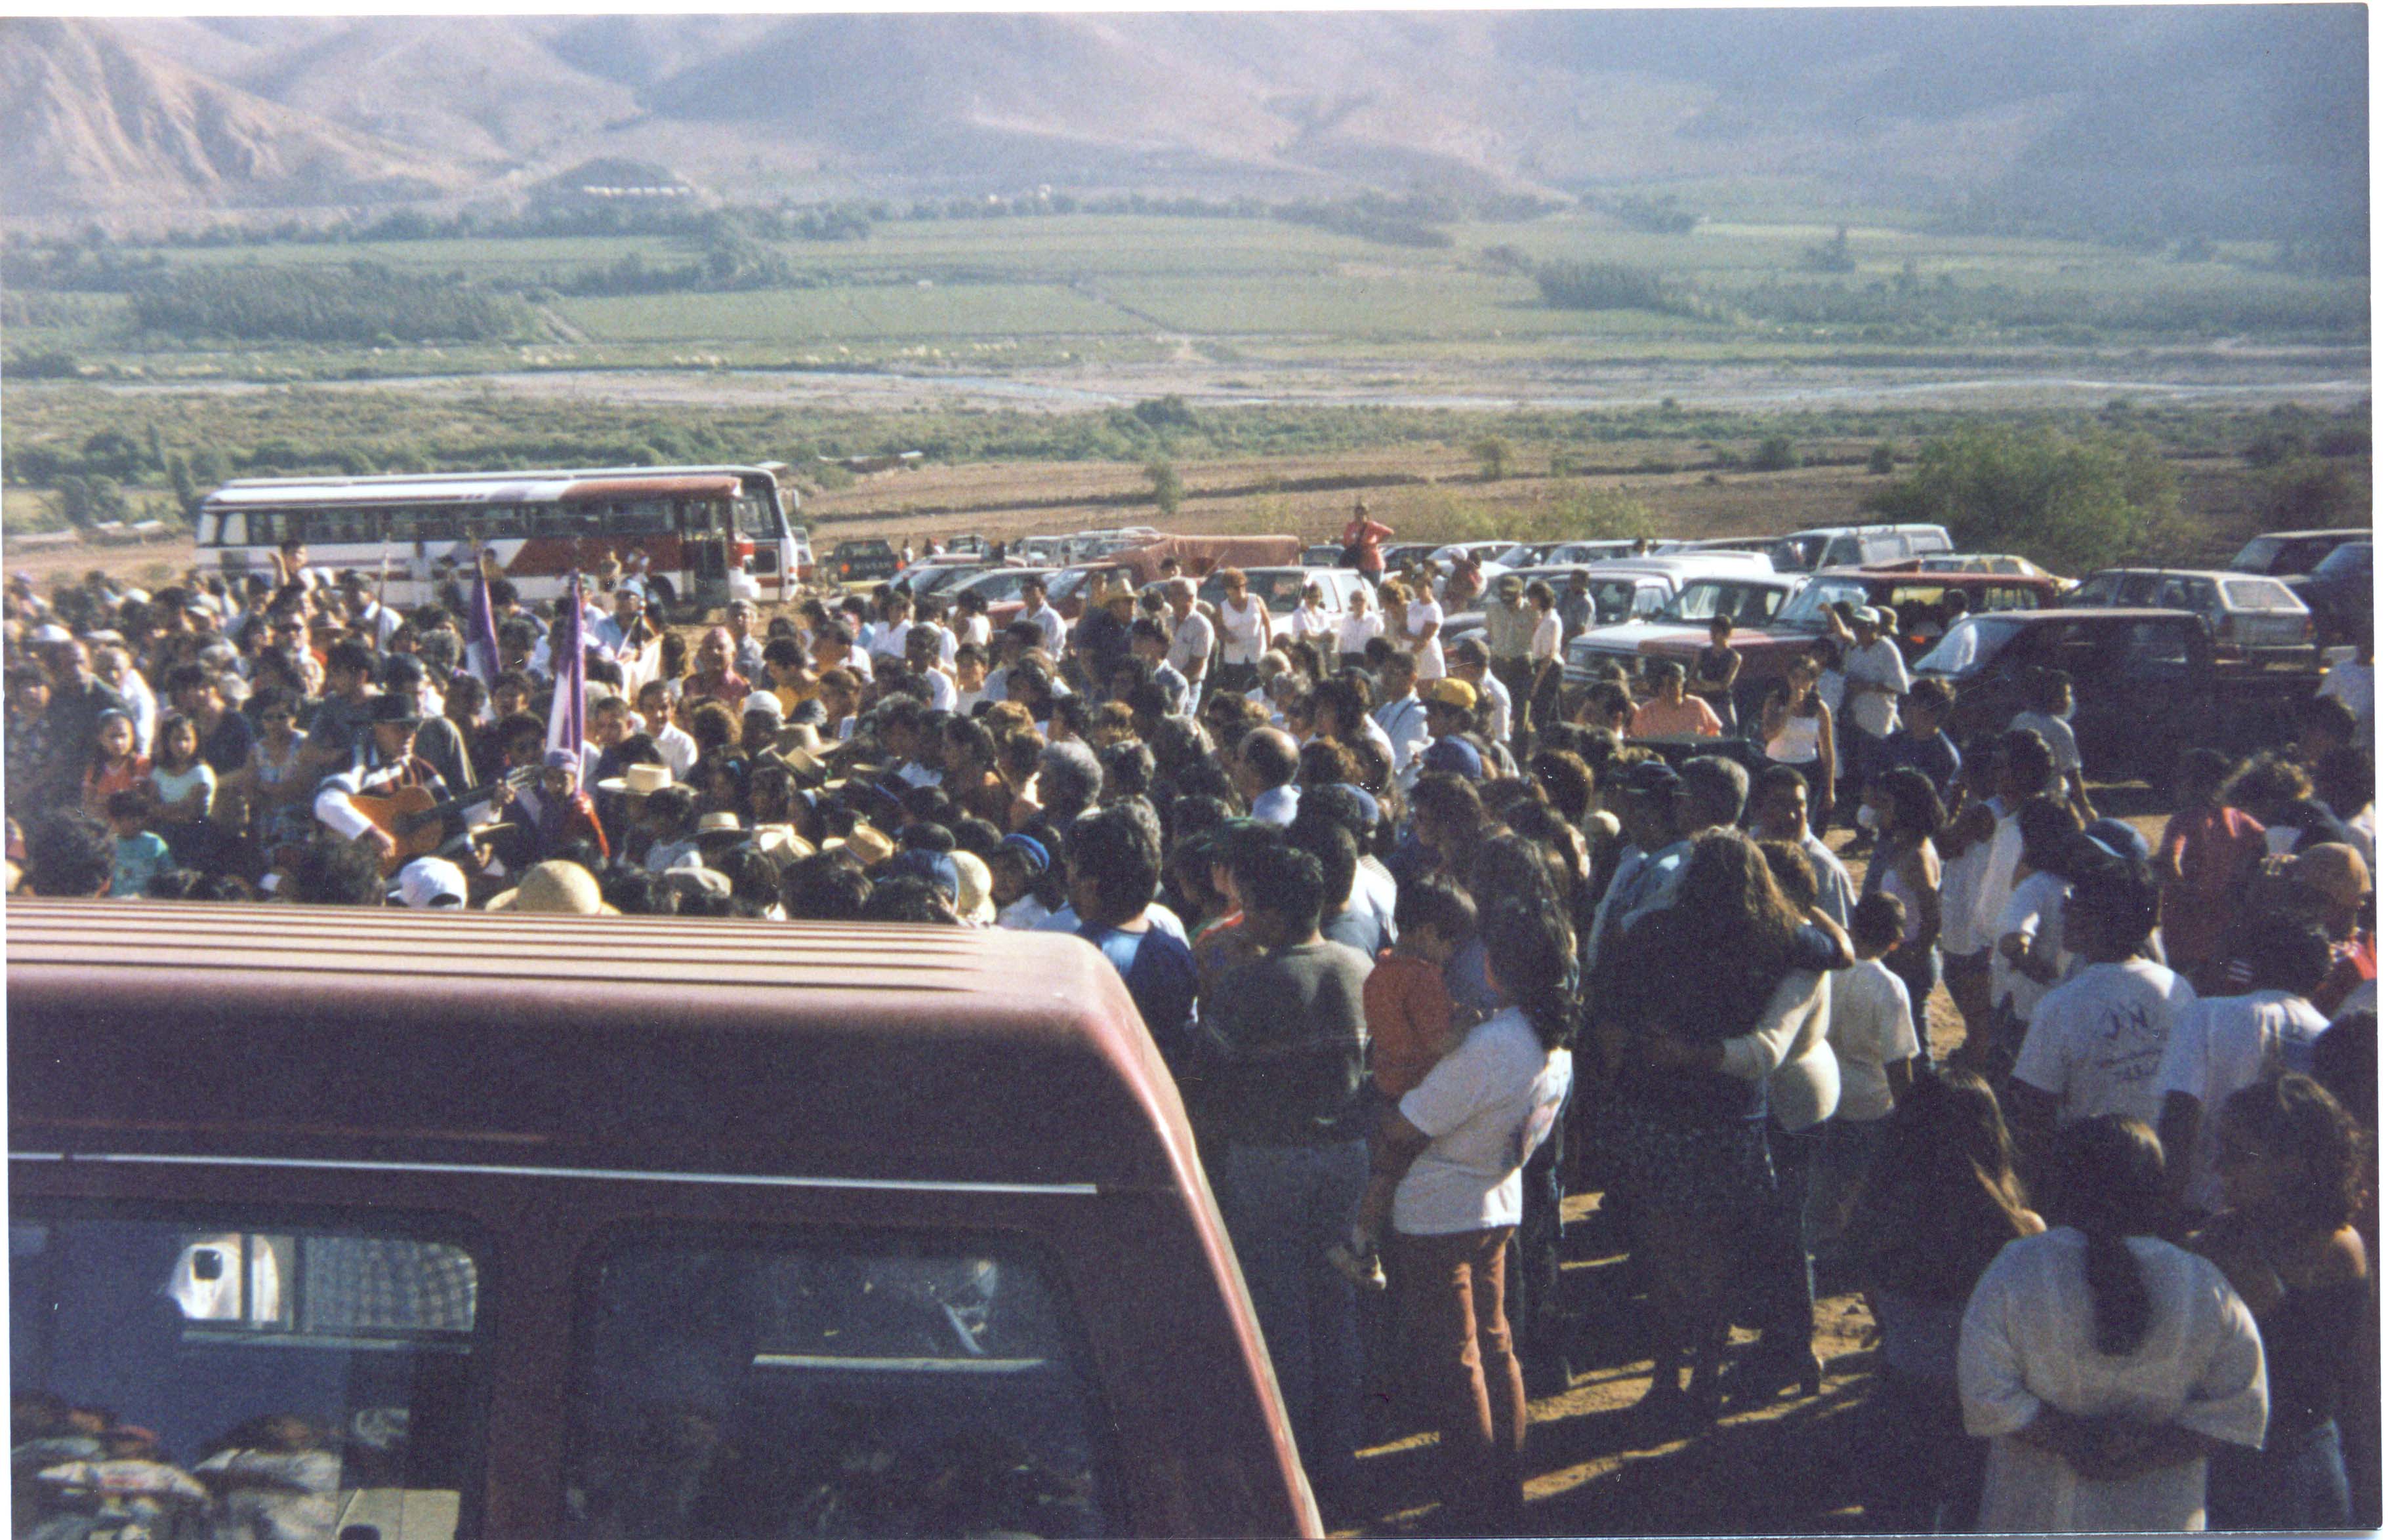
left=2155, top=988, right=2330, bottom=1211
left=1828, top=957, right=1920, bottom=1122
left=2012, top=958, right=2199, bottom=1128
left=1394, top=1008, right=1574, bottom=1236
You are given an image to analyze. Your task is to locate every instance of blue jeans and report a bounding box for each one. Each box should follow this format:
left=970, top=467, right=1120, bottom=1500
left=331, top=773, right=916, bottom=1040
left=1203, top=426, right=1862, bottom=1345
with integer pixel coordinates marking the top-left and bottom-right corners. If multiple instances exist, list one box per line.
left=1218, top=1139, right=1369, bottom=1501
left=2209, top=1418, right=2349, bottom=1530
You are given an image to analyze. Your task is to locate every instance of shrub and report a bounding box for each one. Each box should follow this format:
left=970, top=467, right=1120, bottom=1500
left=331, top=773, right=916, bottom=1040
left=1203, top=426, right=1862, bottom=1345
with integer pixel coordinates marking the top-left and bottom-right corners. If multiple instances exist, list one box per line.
left=1751, top=434, right=1800, bottom=472
left=1864, top=423, right=2183, bottom=573
left=1147, top=458, right=1183, bottom=517
left=1868, top=442, right=1898, bottom=475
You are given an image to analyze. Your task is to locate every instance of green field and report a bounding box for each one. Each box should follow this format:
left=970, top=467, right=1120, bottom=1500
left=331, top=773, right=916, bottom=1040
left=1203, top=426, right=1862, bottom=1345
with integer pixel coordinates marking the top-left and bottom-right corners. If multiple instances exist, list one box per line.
left=3, top=207, right=2366, bottom=378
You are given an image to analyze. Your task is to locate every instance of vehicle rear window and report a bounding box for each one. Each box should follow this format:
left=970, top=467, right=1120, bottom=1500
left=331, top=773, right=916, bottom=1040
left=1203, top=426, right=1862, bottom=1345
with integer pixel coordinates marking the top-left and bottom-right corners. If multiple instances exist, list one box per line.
left=12, top=1206, right=483, bottom=1539
left=564, top=1228, right=1112, bottom=1539
left=2222, top=579, right=2303, bottom=611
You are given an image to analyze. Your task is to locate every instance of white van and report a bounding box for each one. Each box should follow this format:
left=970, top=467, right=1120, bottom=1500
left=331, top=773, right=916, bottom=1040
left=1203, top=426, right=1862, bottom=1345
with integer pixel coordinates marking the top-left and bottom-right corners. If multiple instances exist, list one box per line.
left=1771, top=524, right=1953, bottom=573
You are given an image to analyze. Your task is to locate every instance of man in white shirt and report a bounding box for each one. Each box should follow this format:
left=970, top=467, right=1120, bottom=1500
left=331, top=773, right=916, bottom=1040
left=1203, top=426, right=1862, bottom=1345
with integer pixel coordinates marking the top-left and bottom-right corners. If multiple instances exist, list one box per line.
left=1019, top=577, right=1067, bottom=659
left=1749, top=765, right=1857, bottom=927
left=1840, top=605, right=1908, bottom=803
left=1370, top=652, right=1432, bottom=784
left=2154, top=916, right=2333, bottom=1217
left=2009, top=857, right=2197, bottom=1147
left=1165, top=579, right=1216, bottom=699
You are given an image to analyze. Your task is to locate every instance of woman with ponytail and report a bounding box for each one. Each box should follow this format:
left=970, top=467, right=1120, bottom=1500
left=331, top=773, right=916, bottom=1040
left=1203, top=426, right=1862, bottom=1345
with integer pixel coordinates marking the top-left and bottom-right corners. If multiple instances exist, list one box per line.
left=1348, top=898, right=1575, bottom=1535
left=1959, top=1114, right=2269, bottom=1531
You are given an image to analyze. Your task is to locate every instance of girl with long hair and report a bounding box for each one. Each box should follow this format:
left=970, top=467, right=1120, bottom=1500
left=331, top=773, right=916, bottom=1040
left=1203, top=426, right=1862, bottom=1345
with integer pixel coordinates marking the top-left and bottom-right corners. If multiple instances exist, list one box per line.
left=1958, top=1115, right=2268, bottom=1531
left=1849, top=1068, right=2043, bottom=1530
left=1598, top=829, right=1839, bottom=1423
left=1863, top=766, right=1946, bottom=1036
left=2194, top=1075, right=2370, bottom=1528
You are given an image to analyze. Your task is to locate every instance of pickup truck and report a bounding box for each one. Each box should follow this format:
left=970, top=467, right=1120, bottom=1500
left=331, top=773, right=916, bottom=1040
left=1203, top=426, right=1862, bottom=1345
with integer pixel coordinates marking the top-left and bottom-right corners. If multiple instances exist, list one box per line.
left=1914, top=607, right=2319, bottom=782
left=1569, top=566, right=2060, bottom=720
left=826, top=537, right=902, bottom=586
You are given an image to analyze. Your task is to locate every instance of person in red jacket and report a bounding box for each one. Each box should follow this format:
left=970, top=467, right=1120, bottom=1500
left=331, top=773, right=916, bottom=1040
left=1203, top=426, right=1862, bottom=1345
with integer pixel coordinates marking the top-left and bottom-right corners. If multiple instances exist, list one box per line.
left=1342, top=498, right=1392, bottom=578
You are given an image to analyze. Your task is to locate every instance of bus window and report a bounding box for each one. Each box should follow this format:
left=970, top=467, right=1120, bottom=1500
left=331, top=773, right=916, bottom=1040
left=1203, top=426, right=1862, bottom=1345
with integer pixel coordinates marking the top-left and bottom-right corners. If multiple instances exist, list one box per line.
left=609, top=500, right=674, bottom=537
left=564, top=1227, right=1113, bottom=1539
left=674, top=500, right=728, bottom=537
left=11, top=1207, right=484, bottom=1540
left=733, top=497, right=773, bottom=538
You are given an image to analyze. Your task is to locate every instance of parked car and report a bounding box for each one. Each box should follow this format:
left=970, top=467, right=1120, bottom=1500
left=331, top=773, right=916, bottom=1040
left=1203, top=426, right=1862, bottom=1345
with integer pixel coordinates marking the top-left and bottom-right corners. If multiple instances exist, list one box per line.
left=1915, top=608, right=2318, bottom=780
left=1767, top=523, right=1954, bottom=573
left=2284, top=539, right=2372, bottom=649
left=1427, top=540, right=1527, bottom=571
left=953, top=565, right=1059, bottom=630
left=2229, top=527, right=2370, bottom=578
left=888, top=553, right=985, bottom=596
left=1563, top=571, right=1808, bottom=688
left=1907, top=552, right=2061, bottom=582
left=1539, top=539, right=1649, bottom=566
left=826, top=537, right=901, bottom=586
left=2065, top=567, right=2315, bottom=662
left=1302, top=544, right=1347, bottom=567
left=8, top=902, right=1323, bottom=1537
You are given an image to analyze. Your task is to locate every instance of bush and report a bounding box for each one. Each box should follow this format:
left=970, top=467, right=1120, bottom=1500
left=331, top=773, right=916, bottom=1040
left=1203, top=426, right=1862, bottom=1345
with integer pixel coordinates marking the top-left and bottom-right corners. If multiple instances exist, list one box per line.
left=2263, top=458, right=2368, bottom=527
left=1472, top=436, right=1515, bottom=481
left=1751, top=434, right=1800, bottom=472
left=1868, top=443, right=1898, bottom=475
left=1147, top=458, right=1183, bottom=517
left=1535, top=261, right=1702, bottom=317
left=1863, top=423, right=2182, bottom=573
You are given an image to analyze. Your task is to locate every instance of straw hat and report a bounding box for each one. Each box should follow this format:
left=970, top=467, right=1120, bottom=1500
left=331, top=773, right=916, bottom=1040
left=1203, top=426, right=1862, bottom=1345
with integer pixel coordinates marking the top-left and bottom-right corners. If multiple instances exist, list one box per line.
left=823, top=820, right=896, bottom=866
left=484, top=861, right=619, bottom=915
left=950, top=849, right=997, bottom=925
left=596, top=762, right=672, bottom=796
left=752, top=824, right=816, bottom=867
left=693, top=811, right=748, bottom=846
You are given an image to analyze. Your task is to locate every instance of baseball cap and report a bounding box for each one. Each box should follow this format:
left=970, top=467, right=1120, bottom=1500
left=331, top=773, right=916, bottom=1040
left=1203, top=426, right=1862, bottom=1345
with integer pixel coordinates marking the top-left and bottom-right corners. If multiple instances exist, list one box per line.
left=1496, top=573, right=1524, bottom=593
left=1420, top=736, right=1485, bottom=781
left=996, top=832, right=1052, bottom=877
left=394, top=857, right=468, bottom=910
left=1622, top=758, right=1683, bottom=798
left=1424, top=678, right=1478, bottom=712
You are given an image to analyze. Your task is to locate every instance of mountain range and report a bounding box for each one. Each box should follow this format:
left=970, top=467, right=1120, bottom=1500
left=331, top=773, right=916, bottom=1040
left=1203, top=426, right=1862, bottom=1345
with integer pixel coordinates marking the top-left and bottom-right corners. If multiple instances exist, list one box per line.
left=0, top=9, right=2366, bottom=239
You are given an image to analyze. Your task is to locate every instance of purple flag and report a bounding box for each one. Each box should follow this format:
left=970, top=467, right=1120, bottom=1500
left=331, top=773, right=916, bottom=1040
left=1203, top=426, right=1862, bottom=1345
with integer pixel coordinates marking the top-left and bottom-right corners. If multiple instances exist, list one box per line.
left=546, top=571, right=586, bottom=761
left=466, top=563, right=502, bottom=687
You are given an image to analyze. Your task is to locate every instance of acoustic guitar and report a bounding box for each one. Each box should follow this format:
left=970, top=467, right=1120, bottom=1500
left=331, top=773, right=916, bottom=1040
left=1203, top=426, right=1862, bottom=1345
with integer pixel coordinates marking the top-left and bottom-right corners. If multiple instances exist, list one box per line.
left=350, top=765, right=538, bottom=876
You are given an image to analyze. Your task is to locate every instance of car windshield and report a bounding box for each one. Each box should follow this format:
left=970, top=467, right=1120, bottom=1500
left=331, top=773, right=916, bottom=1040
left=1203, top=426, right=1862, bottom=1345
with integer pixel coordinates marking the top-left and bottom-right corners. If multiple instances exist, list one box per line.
left=1773, top=578, right=1873, bottom=631
left=2229, top=537, right=2294, bottom=574
left=1915, top=616, right=2025, bottom=678
left=1658, top=580, right=1786, bottom=626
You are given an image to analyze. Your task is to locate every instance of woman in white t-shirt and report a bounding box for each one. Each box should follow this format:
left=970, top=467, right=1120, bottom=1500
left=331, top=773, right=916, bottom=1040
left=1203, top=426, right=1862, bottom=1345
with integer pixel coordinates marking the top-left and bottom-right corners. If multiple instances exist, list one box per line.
left=1349, top=904, right=1575, bottom=1534
left=1959, top=1115, right=2267, bottom=1533
left=1288, top=581, right=1334, bottom=647
left=1406, top=586, right=1447, bottom=681
left=1213, top=568, right=1273, bottom=695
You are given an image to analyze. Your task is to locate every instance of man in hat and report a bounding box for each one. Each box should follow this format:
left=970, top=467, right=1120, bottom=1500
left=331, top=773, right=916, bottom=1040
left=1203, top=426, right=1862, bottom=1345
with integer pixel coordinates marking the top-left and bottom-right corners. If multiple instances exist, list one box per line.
left=1838, top=604, right=1910, bottom=821
left=485, top=859, right=620, bottom=915
left=1071, top=577, right=1136, bottom=695
left=1420, top=678, right=1487, bottom=778
left=311, top=694, right=453, bottom=863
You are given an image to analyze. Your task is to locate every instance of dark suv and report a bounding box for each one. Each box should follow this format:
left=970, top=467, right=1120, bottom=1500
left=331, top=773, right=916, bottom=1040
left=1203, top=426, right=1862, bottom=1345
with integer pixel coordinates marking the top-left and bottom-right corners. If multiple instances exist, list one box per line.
left=827, top=537, right=901, bottom=585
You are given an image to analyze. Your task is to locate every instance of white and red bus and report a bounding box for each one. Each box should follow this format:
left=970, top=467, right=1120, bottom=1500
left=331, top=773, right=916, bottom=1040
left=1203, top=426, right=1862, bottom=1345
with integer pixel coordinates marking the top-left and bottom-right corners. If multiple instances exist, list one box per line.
left=196, top=462, right=809, bottom=614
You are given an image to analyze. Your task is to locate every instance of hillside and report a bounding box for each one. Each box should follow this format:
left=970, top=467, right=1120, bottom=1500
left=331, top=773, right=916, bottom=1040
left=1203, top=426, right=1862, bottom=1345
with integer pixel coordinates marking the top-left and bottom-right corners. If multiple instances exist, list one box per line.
left=4, top=10, right=2367, bottom=244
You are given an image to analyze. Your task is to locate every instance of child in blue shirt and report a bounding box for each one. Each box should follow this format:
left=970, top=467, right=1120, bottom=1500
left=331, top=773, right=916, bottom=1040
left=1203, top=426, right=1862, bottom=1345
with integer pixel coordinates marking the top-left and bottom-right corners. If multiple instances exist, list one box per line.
left=104, top=788, right=171, bottom=898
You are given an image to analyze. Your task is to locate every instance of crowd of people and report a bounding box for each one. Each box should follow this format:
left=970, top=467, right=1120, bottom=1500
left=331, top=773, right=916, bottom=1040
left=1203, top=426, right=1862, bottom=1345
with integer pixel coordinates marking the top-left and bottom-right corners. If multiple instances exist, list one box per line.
left=3, top=527, right=2378, bottom=1534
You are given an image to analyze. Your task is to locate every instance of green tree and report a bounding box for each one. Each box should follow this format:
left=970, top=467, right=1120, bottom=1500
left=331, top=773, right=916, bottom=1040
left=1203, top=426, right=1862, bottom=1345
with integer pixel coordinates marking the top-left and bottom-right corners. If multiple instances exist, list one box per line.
left=1867, top=442, right=1898, bottom=475
left=2262, top=457, right=2366, bottom=527
left=1472, top=435, right=1515, bottom=481
left=1751, top=434, right=1800, bottom=472
left=1147, top=458, right=1183, bottom=516
left=1550, top=484, right=1657, bottom=542
left=1863, top=424, right=2181, bottom=572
